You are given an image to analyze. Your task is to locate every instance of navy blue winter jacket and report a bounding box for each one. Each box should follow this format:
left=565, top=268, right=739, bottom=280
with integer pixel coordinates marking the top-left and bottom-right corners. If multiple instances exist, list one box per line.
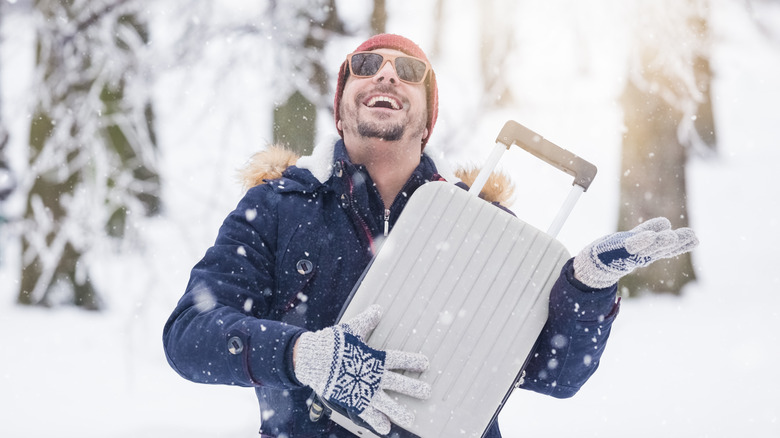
left=163, top=140, right=620, bottom=437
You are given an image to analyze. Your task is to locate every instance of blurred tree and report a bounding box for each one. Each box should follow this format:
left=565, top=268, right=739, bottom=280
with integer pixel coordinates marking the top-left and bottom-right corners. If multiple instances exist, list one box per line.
left=162, top=1, right=350, bottom=157
left=371, top=0, right=387, bottom=34
left=479, top=0, right=516, bottom=107
left=431, top=0, right=445, bottom=58
left=744, top=0, right=780, bottom=43
left=0, top=0, right=15, bottom=204
left=0, top=0, right=20, bottom=271
left=0, top=128, right=15, bottom=256
left=271, top=0, right=345, bottom=155
left=618, top=0, right=715, bottom=296
left=18, top=0, right=161, bottom=310
left=0, top=130, right=12, bottom=202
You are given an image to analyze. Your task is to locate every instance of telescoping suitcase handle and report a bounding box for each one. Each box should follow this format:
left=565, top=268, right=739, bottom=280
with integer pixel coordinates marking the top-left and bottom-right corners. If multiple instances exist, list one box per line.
left=468, top=120, right=598, bottom=237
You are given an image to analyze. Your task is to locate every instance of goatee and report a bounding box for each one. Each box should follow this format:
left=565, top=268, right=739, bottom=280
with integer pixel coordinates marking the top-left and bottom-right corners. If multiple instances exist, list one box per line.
left=357, top=121, right=405, bottom=141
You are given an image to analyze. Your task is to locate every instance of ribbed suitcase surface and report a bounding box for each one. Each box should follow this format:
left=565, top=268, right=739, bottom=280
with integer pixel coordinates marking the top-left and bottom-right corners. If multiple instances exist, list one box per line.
left=337, top=180, right=570, bottom=438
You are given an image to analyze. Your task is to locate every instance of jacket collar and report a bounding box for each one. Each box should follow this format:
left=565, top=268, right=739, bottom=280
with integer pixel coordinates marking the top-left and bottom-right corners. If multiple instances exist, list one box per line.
left=284, top=139, right=441, bottom=197
left=240, top=141, right=515, bottom=208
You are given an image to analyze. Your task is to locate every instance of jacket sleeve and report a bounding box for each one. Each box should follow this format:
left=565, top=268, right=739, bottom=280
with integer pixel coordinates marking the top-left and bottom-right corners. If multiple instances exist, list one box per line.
left=519, top=258, right=620, bottom=398
left=162, top=184, right=305, bottom=389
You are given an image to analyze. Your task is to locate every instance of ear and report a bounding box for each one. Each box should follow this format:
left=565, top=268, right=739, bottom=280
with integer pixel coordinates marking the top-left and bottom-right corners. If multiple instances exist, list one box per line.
left=337, top=120, right=342, bottom=131
left=423, top=128, right=429, bottom=139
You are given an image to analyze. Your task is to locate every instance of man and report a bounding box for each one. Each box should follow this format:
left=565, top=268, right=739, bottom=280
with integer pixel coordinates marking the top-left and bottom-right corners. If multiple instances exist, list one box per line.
left=163, top=34, right=698, bottom=437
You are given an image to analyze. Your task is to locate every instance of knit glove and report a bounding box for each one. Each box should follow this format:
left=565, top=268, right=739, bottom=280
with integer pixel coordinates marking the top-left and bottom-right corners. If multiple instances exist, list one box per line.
left=573, top=217, right=699, bottom=289
left=293, top=305, right=431, bottom=435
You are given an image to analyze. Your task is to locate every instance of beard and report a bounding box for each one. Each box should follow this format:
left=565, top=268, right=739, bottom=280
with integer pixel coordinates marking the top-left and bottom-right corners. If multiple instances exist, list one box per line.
left=357, top=119, right=405, bottom=141
left=341, top=85, right=427, bottom=142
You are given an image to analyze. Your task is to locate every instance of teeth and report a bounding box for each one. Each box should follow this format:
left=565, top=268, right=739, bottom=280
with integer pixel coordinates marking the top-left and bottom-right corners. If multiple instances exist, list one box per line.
left=367, top=96, right=401, bottom=110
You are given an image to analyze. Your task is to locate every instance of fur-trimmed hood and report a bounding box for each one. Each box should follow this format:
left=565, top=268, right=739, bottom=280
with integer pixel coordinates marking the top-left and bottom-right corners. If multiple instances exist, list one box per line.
left=239, top=144, right=516, bottom=207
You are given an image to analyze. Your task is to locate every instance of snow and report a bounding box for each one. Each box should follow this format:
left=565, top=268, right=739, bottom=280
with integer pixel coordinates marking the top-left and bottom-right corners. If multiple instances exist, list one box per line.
left=1, top=0, right=779, bottom=437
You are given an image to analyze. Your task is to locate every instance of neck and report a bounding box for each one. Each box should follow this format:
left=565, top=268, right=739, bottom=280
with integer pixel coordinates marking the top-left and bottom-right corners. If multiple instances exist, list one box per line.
left=345, top=137, right=421, bottom=208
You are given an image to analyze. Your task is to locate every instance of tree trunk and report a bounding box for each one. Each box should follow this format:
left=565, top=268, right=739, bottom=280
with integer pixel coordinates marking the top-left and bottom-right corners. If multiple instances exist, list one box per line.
left=271, top=0, right=344, bottom=156
left=371, top=0, right=386, bottom=35
left=691, top=15, right=717, bottom=152
left=20, top=109, right=101, bottom=309
left=273, top=91, right=316, bottom=156
left=616, top=0, right=714, bottom=297
left=0, top=130, right=12, bottom=201
left=18, top=0, right=160, bottom=310
left=618, top=79, right=695, bottom=296
left=0, top=1, right=15, bottom=203
left=479, top=0, right=515, bottom=107
left=430, top=0, right=445, bottom=58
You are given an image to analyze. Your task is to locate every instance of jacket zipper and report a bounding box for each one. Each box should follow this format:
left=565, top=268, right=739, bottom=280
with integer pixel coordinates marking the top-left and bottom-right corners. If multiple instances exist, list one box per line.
left=381, top=173, right=444, bottom=237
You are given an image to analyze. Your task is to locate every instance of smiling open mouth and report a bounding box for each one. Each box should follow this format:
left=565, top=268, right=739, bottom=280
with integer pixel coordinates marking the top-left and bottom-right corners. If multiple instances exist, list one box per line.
left=365, top=95, right=402, bottom=110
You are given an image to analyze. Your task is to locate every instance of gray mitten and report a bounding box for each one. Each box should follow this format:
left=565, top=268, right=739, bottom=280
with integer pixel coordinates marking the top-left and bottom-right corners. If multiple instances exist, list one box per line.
left=293, top=305, right=431, bottom=435
left=573, top=217, right=699, bottom=289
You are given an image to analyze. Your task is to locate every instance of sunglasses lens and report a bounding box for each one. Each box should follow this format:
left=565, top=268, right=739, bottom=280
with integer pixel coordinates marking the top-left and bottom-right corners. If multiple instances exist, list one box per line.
left=350, top=53, right=384, bottom=77
left=350, top=53, right=428, bottom=83
left=395, top=57, right=428, bottom=83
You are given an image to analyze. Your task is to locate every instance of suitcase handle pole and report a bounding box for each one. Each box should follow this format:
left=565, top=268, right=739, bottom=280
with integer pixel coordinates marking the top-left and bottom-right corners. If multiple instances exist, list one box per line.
left=547, top=185, right=585, bottom=237
left=467, top=141, right=507, bottom=198
left=470, top=120, right=598, bottom=237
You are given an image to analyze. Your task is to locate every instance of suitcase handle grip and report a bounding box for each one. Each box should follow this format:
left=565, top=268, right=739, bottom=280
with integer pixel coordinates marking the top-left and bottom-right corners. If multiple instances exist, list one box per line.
left=496, top=120, right=597, bottom=191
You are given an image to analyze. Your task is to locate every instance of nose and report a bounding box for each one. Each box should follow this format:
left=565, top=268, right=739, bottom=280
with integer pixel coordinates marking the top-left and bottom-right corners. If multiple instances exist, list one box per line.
left=373, top=60, right=399, bottom=84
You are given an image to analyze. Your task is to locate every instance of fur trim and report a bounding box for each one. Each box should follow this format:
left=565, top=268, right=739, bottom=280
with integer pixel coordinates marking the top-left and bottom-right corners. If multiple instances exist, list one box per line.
left=296, top=140, right=336, bottom=184
left=239, top=146, right=515, bottom=207
left=454, top=166, right=515, bottom=207
left=238, top=145, right=299, bottom=190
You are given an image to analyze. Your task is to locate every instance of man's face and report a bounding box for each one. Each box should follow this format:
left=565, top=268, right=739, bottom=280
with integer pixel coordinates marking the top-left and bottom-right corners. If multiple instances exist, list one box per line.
left=339, top=48, right=429, bottom=144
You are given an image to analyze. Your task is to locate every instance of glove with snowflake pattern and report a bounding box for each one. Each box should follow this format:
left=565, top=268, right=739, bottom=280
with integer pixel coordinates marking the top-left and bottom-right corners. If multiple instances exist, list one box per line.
left=293, top=304, right=431, bottom=435
left=573, top=217, right=699, bottom=289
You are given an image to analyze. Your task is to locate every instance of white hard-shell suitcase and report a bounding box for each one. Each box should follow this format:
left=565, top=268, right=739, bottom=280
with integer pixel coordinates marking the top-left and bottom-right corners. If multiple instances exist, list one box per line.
left=323, top=120, right=597, bottom=438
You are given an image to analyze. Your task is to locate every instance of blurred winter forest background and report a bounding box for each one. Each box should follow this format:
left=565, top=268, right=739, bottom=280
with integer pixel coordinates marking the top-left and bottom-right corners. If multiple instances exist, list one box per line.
left=1, top=0, right=779, bottom=437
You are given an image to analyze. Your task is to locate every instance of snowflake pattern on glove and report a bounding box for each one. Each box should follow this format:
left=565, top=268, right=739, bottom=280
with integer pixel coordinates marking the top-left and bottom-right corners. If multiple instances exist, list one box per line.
left=294, top=305, right=432, bottom=435
left=330, top=332, right=386, bottom=412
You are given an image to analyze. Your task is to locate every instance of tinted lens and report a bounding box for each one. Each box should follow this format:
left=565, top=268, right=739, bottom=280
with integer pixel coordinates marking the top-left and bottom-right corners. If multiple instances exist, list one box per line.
left=349, top=53, right=428, bottom=83
left=394, top=57, right=428, bottom=83
left=350, top=53, right=384, bottom=77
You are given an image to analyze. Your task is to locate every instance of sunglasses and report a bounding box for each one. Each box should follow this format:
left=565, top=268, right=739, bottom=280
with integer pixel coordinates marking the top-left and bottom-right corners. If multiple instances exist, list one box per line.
left=346, top=52, right=431, bottom=84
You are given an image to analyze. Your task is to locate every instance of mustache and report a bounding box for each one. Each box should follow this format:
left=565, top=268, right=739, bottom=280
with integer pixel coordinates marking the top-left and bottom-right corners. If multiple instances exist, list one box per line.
left=357, top=83, right=402, bottom=101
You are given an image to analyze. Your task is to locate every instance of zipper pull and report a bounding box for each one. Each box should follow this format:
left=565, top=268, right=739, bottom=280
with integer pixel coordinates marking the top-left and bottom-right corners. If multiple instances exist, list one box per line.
left=384, top=209, right=390, bottom=237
